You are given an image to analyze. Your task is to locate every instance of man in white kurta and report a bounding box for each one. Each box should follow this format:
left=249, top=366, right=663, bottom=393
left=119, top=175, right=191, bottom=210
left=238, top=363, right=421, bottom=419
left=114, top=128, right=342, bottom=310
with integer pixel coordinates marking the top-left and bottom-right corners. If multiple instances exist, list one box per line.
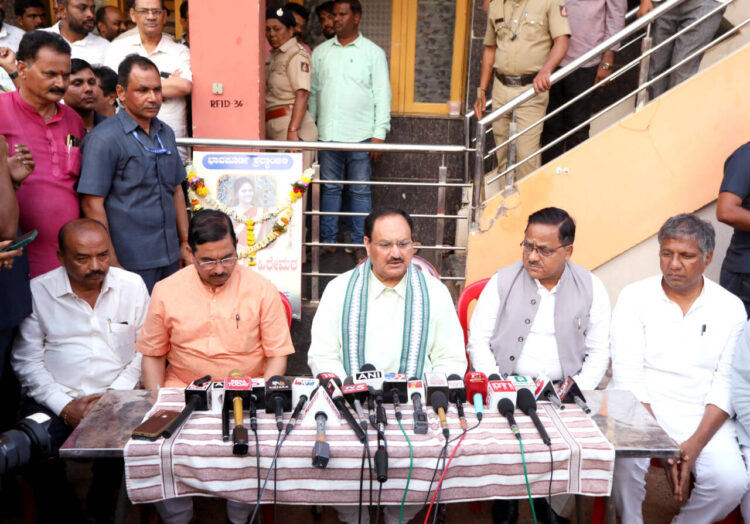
left=610, top=213, right=749, bottom=524
left=308, top=208, right=466, bottom=524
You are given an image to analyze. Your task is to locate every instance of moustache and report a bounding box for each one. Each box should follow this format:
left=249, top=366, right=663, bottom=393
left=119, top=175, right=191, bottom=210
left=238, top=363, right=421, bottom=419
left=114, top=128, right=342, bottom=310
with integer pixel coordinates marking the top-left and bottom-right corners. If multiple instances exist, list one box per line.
left=526, top=262, right=543, bottom=269
left=387, top=257, right=404, bottom=264
left=49, top=87, right=66, bottom=95
left=85, top=270, right=105, bottom=278
left=209, top=272, right=228, bottom=279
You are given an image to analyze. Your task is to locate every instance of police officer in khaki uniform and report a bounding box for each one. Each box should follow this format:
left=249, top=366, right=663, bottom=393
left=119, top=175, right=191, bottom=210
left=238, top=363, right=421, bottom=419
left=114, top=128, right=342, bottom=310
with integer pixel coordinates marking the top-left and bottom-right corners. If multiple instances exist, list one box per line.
left=474, top=0, right=570, bottom=188
left=265, top=6, right=318, bottom=168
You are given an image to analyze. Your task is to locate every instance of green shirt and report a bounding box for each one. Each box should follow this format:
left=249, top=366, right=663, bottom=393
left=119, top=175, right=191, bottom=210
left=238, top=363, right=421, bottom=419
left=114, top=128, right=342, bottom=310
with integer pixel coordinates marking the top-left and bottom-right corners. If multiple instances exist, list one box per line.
left=309, top=34, right=392, bottom=142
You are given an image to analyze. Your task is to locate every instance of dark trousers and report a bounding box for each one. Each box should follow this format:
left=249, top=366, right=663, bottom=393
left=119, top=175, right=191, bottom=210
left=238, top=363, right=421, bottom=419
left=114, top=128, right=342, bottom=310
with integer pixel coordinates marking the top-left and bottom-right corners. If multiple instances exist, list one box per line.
left=0, top=327, right=21, bottom=432
left=720, top=265, right=750, bottom=318
left=132, top=261, right=180, bottom=294
left=541, top=65, right=598, bottom=164
left=20, top=398, right=123, bottom=523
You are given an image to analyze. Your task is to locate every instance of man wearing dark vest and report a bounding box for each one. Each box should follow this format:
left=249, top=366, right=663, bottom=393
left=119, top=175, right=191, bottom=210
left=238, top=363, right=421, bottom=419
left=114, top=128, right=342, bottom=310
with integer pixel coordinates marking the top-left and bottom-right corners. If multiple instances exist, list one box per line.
left=467, top=207, right=610, bottom=524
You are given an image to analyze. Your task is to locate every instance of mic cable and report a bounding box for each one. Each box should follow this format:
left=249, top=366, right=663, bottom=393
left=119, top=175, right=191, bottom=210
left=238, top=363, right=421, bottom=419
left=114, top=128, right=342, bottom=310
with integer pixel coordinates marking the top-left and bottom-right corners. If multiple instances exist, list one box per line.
left=249, top=430, right=288, bottom=524
left=397, top=417, right=414, bottom=524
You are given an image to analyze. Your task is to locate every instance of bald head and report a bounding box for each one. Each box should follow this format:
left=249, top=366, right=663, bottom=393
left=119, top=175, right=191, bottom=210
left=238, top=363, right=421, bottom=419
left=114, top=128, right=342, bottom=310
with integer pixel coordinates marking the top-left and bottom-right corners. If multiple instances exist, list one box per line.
left=58, top=218, right=109, bottom=253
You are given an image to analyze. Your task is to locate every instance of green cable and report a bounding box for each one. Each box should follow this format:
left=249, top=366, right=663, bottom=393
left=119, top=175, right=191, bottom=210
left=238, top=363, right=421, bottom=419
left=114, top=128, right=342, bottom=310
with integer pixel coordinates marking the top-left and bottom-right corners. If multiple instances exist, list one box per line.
left=397, top=418, right=414, bottom=524
left=518, top=438, right=538, bottom=524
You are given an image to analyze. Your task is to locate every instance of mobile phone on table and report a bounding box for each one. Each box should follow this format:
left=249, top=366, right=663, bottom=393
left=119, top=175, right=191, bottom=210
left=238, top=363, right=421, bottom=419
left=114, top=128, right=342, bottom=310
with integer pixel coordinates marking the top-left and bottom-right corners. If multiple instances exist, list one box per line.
left=1, top=230, right=38, bottom=252
left=131, top=410, right=181, bottom=441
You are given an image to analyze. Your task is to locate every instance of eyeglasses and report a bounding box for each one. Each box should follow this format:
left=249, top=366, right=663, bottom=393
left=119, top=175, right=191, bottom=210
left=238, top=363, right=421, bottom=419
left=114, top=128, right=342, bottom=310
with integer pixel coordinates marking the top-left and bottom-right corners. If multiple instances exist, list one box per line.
left=374, top=240, right=413, bottom=251
left=133, top=8, right=164, bottom=16
left=130, top=130, right=172, bottom=156
left=520, top=240, right=571, bottom=258
left=197, top=256, right=238, bottom=269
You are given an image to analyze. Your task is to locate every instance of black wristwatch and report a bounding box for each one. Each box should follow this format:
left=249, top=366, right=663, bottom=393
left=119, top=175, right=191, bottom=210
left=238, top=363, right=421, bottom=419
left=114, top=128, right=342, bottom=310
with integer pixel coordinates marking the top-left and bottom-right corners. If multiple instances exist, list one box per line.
left=9, top=71, right=18, bottom=80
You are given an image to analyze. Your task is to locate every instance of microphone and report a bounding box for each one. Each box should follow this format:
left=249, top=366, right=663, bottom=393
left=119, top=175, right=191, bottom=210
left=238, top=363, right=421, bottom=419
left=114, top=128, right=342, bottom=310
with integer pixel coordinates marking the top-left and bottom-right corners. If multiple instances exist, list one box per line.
left=316, top=372, right=342, bottom=390
left=356, top=364, right=383, bottom=429
left=430, top=390, right=450, bottom=439
left=508, top=375, right=536, bottom=394
left=517, top=388, right=551, bottom=446
left=248, top=378, right=265, bottom=433
left=447, top=374, right=468, bottom=430
left=382, top=373, right=408, bottom=421
left=324, top=379, right=367, bottom=443
left=372, top=387, right=387, bottom=436
left=407, top=377, right=429, bottom=434
left=534, top=375, right=565, bottom=410
left=162, top=375, right=212, bottom=438
left=464, top=371, right=488, bottom=421
left=312, top=412, right=330, bottom=468
left=498, top=397, right=521, bottom=440
left=228, top=369, right=249, bottom=455
left=342, top=377, right=369, bottom=431
left=558, top=376, right=591, bottom=414
left=424, top=372, right=449, bottom=407
left=486, top=374, right=518, bottom=412
left=265, top=375, right=292, bottom=431
left=286, top=377, right=319, bottom=434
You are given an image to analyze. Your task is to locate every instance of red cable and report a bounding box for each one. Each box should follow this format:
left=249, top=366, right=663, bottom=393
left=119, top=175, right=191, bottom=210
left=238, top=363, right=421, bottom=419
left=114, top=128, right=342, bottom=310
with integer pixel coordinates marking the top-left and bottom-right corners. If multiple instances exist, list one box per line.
left=423, top=431, right=467, bottom=524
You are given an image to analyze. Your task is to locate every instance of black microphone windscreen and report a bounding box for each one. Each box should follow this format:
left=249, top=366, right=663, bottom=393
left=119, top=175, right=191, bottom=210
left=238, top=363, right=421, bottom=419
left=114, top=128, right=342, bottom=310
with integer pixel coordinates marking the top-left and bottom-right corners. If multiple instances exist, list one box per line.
left=488, top=373, right=501, bottom=381
left=408, top=376, right=418, bottom=381
left=360, top=363, right=376, bottom=371
left=430, top=390, right=448, bottom=411
left=498, top=398, right=515, bottom=417
left=447, top=373, right=462, bottom=380
left=517, top=388, right=537, bottom=413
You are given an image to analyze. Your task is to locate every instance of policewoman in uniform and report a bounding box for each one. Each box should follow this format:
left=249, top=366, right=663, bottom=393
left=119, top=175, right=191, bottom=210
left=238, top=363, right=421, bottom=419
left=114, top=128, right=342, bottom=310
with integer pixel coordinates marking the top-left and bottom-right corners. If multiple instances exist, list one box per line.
left=474, top=0, right=570, bottom=187
left=265, top=6, right=318, bottom=168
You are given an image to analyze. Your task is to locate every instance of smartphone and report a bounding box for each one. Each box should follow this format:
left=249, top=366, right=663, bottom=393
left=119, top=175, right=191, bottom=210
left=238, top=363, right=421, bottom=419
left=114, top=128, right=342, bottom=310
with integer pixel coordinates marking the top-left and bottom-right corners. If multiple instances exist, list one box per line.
left=1, top=230, right=38, bottom=252
left=131, top=410, right=181, bottom=441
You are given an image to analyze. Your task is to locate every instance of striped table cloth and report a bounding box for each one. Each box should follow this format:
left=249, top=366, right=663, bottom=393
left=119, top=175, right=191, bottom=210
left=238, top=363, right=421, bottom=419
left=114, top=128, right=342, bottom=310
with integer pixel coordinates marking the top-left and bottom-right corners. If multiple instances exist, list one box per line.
left=124, top=389, right=614, bottom=505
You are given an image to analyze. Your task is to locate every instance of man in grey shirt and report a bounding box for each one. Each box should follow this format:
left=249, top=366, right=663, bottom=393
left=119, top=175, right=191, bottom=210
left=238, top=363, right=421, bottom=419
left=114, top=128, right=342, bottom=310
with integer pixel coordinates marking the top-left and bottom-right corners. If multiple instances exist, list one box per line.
left=78, top=54, right=190, bottom=292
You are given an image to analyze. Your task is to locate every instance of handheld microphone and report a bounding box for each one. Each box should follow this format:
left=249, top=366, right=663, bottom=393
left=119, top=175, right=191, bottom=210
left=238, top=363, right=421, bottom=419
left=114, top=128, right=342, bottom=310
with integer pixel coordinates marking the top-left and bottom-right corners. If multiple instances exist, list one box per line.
left=324, top=379, right=367, bottom=443
left=447, top=373, right=468, bottom=430
left=407, top=377, right=428, bottom=434
left=316, top=372, right=342, bottom=390
left=286, top=377, right=319, bottom=434
left=534, top=375, right=565, bottom=410
left=265, top=376, right=292, bottom=432
left=228, top=370, right=249, bottom=455
left=464, top=371, right=488, bottom=421
left=312, top=412, right=330, bottom=468
left=424, top=372, right=449, bottom=407
left=498, top=397, right=521, bottom=440
left=342, top=377, right=369, bottom=431
left=558, top=376, right=591, bottom=414
left=356, top=364, right=383, bottom=428
left=430, top=390, right=450, bottom=439
left=162, top=375, right=212, bottom=438
left=372, top=388, right=387, bottom=436
left=248, top=378, right=265, bottom=432
left=382, top=373, right=408, bottom=421
left=517, top=388, right=551, bottom=446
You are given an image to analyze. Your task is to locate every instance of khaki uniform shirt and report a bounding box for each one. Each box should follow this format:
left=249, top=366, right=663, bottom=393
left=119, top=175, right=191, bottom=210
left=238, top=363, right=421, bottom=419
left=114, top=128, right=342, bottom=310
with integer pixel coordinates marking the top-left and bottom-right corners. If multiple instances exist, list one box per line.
left=266, top=37, right=312, bottom=110
left=484, top=0, right=571, bottom=76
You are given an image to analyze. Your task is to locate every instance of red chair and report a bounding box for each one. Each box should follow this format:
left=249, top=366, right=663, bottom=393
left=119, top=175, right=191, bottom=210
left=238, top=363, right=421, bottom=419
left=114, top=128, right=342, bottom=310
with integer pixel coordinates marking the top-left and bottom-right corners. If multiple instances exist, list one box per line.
left=412, top=255, right=440, bottom=278
left=456, top=278, right=490, bottom=372
left=279, top=292, right=292, bottom=327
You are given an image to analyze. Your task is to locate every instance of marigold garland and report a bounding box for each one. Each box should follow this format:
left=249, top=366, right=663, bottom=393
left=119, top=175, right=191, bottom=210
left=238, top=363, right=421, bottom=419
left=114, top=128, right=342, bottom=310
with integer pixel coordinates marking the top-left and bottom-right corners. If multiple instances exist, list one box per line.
left=186, top=166, right=313, bottom=266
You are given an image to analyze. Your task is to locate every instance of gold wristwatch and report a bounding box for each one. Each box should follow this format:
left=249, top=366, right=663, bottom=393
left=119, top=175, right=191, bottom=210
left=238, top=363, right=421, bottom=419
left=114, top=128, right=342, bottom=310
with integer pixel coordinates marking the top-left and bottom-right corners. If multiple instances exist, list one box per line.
left=599, top=62, right=613, bottom=71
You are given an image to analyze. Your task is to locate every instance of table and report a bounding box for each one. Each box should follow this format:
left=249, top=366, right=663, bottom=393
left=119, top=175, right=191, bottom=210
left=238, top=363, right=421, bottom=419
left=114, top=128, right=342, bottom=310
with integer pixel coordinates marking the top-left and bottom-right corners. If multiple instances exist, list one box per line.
left=60, top=389, right=679, bottom=524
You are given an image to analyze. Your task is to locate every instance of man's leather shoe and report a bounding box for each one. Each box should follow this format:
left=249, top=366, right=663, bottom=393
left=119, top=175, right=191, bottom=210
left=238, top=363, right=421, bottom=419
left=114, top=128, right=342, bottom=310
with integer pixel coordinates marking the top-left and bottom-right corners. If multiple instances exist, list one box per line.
left=492, top=499, right=519, bottom=524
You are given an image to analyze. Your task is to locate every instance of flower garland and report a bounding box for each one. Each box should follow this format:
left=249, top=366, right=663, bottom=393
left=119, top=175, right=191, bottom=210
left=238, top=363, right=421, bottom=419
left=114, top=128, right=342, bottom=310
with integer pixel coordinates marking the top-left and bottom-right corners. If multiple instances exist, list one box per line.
left=186, top=166, right=313, bottom=266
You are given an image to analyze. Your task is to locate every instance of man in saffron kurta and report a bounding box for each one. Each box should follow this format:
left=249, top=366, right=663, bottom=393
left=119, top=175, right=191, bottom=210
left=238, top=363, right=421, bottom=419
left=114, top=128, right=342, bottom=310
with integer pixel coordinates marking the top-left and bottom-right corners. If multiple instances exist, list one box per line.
left=0, top=31, right=84, bottom=277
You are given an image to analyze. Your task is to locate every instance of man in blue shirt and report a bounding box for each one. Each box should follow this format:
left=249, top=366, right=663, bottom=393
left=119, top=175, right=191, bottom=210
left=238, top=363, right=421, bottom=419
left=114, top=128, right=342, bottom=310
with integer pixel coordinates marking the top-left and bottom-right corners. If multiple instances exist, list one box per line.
left=78, top=54, right=190, bottom=292
left=309, top=0, right=391, bottom=261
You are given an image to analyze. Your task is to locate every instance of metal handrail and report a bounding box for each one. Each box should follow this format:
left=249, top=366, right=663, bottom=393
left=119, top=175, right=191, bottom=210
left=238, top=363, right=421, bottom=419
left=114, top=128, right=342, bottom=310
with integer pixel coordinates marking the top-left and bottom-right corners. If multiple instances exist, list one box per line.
left=176, top=137, right=466, bottom=154
left=471, top=0, right=691, bottom=221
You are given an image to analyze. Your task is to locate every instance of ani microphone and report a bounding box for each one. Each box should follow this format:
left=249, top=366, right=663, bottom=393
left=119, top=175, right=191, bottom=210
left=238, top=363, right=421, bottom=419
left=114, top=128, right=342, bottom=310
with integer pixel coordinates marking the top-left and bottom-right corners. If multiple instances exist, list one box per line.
left=517, top=388, right=551, bottom=446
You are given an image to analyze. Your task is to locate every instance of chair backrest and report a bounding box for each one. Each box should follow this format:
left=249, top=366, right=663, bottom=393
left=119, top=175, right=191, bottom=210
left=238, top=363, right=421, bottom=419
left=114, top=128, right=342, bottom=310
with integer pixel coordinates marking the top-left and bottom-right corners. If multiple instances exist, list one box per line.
left=279, top=292, right=293, bottom=327
left=457, top=278, right=490, bottom=372
left=411, top=255, right=440, bottom=278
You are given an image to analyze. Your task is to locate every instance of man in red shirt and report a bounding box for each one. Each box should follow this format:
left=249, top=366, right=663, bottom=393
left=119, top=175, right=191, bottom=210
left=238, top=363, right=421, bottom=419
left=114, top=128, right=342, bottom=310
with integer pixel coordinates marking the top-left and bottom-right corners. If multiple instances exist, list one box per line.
left=0, top=30, right=84, bottom=277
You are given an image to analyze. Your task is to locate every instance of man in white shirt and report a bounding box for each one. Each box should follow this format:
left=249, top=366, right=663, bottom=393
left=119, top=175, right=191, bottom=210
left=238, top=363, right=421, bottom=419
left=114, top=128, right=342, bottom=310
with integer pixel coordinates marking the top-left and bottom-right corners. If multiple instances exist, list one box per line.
left=44, top=0, right=110, bottom=66
left=12, top=217, right=149, bottom=523
left=467, top=206, right=609, bottom=524
left=308, top=208, right=466, bottom=524
left=467, top=207, right=610, bottom=387
left=610, top=213, right=749, bottom=523
left=105, top=0, right=192, bottom=161
left=0, top=0, right=24, bottom=92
